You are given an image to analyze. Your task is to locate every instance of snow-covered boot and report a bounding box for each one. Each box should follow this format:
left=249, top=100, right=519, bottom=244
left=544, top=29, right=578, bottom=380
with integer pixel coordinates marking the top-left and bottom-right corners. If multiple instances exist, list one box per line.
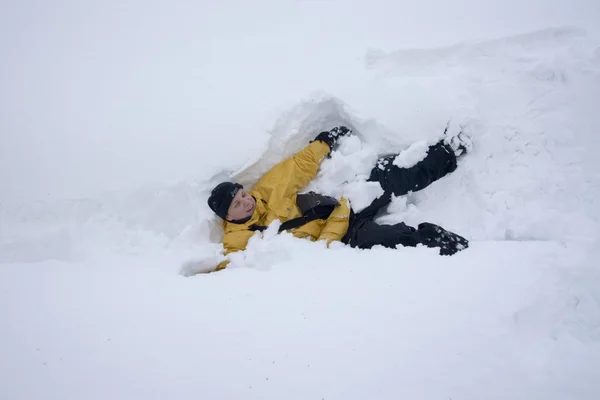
left=447, top=132, right=473, bottom=157
left=443, top=121, right=473, bottom=157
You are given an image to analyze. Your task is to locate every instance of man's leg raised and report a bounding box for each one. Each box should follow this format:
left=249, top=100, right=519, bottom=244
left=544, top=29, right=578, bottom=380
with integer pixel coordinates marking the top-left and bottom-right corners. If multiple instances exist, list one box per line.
left=367, top=141, right=458, bottom=196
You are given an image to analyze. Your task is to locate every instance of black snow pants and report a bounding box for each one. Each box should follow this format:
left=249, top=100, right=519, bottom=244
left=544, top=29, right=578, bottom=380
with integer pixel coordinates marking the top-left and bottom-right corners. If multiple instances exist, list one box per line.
left=342, top=141, right=469, bottom=256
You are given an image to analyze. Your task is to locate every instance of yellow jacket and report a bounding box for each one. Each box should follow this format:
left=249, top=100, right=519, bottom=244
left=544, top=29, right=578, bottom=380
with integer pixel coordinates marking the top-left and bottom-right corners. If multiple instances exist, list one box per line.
left=217, top=141, right=351, bottom=270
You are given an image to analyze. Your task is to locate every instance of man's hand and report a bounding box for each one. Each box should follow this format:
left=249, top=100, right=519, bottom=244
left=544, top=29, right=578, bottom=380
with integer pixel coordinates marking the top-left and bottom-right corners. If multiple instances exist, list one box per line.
left=312, top=126, right=352, bottom=153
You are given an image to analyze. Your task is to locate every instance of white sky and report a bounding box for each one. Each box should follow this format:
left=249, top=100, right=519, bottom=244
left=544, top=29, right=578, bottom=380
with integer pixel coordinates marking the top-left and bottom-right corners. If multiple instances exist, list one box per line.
left=1, top=0, right=599, bottom=204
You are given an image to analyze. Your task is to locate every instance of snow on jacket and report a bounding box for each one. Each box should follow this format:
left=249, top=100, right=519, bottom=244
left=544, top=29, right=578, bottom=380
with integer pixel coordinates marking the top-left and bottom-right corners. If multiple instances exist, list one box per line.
left=217, top=141, right=350, bottom=270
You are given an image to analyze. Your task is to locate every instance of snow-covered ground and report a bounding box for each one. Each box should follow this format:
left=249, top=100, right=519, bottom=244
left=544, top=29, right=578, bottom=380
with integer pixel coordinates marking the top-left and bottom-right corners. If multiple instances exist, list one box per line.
left=2, top=2, right=600, bottom=399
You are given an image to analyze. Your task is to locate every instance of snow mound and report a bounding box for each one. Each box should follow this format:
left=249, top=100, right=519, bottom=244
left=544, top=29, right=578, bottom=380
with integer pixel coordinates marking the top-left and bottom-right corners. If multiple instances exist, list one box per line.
left=230, top=95, right=400, bottom=189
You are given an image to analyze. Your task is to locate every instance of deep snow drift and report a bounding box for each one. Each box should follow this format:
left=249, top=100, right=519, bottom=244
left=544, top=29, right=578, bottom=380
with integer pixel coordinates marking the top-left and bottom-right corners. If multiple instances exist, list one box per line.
left=2, top=27, right=600, bottom=400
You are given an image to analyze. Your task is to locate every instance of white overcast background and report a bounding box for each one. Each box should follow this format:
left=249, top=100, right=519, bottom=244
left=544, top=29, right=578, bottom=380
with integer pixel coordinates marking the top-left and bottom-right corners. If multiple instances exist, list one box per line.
left=1, top=0, right=599, bottom=205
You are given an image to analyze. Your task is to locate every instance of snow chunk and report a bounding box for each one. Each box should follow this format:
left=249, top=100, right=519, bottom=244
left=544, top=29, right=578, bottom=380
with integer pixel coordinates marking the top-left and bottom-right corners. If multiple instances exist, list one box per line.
left=336, top=133, right=364, bottom=155
left=303, top=133, right=380, bottom=202
left=392, top=141, right=429, bottom=168
left=342, top=181, right=384, bottom=213
left=229, top=220, right=297, bottom=270
left=180, top=255, right=221, bottom=276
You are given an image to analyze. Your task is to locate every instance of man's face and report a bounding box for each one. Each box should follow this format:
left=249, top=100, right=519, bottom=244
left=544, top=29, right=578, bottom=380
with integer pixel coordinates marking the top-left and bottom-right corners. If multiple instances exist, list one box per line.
left=226, top=189, right=256, bottom=222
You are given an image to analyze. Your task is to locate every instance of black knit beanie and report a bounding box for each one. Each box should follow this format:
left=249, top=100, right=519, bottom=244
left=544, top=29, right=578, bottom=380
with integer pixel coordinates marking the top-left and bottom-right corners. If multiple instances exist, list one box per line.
left=207, top=182, right=243, bottom=220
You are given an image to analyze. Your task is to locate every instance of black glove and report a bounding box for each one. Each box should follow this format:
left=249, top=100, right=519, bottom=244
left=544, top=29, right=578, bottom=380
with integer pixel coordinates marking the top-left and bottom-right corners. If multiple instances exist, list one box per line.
left=312, top=126, right=352, bottom=152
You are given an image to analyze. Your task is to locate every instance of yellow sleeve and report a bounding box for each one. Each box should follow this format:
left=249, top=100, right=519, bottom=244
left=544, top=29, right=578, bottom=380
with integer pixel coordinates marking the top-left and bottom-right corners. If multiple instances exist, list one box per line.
left=215, top=228, right=255, bottom=271
left=215, top=260, right=229, bottom=271
left=253, top=141, right=330, bottom=204
left=317, top=198, right=351, bottom=244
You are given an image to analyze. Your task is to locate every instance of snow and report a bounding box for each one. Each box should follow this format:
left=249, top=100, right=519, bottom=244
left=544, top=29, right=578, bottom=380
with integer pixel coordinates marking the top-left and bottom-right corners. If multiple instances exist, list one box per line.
left=340, top=181, right=385, bottom=213
left=392, top=140, right=430, bottom=168
left=2, top=3, right=600, bottom=400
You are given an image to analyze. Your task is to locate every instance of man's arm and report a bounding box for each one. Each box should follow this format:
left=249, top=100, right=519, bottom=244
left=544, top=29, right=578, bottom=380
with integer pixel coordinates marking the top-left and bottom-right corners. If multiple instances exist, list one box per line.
left=215, top=228, right=255, bottom=271
left=252, top=140, right=331, bottom=203
left=216, top=229, right=255, bottom=270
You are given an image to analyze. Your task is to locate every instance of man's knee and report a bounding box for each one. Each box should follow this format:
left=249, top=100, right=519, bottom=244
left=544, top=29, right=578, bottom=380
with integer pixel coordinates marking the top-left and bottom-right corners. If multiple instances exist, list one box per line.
left=429, top=142, right=458, bottom=173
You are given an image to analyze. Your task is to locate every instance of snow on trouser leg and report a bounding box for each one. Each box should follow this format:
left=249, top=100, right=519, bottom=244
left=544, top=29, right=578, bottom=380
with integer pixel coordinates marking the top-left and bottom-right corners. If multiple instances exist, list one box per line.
left=415, top=222, right=469, bottom=256
left=367, top=142, right=457, bottom=196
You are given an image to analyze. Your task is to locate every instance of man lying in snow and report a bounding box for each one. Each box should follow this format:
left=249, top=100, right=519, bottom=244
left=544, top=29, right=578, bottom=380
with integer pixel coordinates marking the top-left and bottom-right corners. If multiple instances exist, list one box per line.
left=208, top=126, right=472, bottom=270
